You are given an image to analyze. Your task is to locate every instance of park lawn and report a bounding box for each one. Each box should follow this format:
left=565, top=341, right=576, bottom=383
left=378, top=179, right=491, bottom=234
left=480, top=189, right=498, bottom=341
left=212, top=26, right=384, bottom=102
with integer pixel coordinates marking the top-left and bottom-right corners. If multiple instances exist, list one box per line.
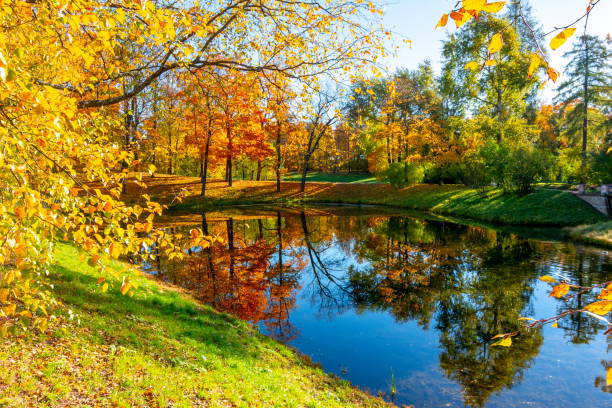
left=0, top=243, right=390, bottom=408
left=156, top=177, right=606, bottom=226
left=282, top=172, right=379, bottom=184
left=567, top=221, right=612, bottom=248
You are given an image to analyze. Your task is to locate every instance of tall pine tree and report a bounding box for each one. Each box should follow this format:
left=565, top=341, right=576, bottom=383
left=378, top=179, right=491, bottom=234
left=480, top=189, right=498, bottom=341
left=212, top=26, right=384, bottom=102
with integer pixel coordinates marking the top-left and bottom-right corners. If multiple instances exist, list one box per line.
left=555, top=35, right=612, bottom=180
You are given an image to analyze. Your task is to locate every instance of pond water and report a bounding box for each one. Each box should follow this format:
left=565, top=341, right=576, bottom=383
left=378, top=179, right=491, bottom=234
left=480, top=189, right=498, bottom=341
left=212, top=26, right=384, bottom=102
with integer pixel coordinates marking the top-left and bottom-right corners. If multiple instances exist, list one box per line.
left=146, top=207, right=612, bottom=407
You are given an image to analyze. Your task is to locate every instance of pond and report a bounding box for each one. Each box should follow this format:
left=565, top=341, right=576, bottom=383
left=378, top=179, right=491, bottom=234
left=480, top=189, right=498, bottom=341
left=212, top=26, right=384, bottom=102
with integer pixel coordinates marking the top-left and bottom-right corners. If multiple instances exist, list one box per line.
left=146, top=207, right=612, bottom=407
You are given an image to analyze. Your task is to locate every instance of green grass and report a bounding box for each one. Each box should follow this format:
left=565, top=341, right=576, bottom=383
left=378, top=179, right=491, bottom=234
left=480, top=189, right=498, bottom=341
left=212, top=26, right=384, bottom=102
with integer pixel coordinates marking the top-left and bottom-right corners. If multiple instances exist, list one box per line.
left=567, top=221, right=612, bottom=248
left=0, top=243, right=389, bottom=408
left=282, top=172, right=379, bottom=184
left=172, top=181, right=606, bottom=226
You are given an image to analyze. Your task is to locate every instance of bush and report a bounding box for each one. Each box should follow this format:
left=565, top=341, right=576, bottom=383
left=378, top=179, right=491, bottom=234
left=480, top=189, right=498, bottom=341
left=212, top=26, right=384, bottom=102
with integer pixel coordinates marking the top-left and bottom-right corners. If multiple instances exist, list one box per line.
left=503, top=147, right=556, bottom=194
left=588, top=152, right=612, bottom=184
left=378, top=162, right=425, bottom=188
left=423, top=163, right=464, bottom=184
left=459, top=142, right=555, bottom=194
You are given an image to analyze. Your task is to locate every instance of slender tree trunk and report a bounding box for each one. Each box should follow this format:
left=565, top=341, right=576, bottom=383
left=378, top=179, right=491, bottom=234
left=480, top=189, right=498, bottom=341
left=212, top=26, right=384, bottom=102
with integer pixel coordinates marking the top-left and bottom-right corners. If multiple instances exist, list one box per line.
left=201, top=129, right=211, bottom=197
left=275, top=123, right=282, bottom=193
left=227, top=217, right=235, bottom=278
left=201, top=212, right=209, bottom=235
left=300, top=153, right=311, bottom=193
left=226, top=127, right=233, bottom=187
left=256, top=160, right=262, bottom=181
left=496, top=88, right=503, bottom=145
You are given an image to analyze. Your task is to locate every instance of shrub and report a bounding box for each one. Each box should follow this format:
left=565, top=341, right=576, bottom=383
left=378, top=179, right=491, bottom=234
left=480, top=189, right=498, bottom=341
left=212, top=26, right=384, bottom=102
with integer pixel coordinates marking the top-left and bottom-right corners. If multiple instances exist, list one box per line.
left=378, top=162, right=425, bottom=188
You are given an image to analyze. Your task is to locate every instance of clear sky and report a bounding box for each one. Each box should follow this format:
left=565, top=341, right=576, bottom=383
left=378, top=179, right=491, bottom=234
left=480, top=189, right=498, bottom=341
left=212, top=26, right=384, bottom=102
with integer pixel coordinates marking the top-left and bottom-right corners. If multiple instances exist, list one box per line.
left=380, top=0, right=612, bottom=102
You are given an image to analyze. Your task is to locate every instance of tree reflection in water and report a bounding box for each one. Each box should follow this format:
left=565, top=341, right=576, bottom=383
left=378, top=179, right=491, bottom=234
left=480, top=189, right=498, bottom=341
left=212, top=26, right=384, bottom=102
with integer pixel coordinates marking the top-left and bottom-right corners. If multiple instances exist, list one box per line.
left=147, top=209, right=611, bottom=407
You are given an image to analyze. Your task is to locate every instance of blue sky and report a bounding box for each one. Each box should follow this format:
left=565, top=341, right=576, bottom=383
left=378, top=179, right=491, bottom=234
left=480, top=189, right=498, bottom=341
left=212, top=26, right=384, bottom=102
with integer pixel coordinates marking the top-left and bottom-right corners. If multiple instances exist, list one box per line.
left=380, top=0, right=612, bottom=102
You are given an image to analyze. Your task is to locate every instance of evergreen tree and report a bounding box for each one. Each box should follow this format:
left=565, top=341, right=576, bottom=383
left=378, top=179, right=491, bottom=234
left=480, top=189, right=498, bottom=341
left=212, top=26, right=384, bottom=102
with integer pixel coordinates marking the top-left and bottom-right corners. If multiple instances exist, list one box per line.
left=555, top=34, right=612, bottom=180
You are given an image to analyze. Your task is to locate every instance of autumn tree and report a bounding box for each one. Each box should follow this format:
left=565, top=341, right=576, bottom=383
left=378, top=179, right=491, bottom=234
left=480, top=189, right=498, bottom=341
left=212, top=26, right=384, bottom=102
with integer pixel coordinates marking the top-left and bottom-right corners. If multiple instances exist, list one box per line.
left=260, top=76, right=296, bottom=192
left=299, top=91, right=339, bottom=192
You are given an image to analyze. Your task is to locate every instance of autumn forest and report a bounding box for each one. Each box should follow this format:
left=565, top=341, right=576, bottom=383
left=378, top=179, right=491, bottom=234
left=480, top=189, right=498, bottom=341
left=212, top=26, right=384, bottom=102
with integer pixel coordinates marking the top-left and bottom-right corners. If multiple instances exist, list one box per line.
left=0, top=0, right=611, bottom=407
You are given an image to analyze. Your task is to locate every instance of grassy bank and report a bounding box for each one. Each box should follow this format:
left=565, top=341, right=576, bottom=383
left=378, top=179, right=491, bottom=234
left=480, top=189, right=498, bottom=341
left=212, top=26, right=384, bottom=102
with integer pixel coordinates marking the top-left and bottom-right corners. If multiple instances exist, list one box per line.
left=150, top=177, right=605, bottom=226
left=282, top=172, right=379, bottom=184
left=0, top=243, right=390, bottom=408
left=567, top=221, right=612, bottom=248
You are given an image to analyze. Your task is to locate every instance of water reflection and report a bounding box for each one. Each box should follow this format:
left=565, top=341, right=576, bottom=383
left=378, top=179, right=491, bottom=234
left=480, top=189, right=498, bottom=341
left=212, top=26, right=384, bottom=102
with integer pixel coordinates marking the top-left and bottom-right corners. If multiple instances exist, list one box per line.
left=147, top=208, right=612, bottom=407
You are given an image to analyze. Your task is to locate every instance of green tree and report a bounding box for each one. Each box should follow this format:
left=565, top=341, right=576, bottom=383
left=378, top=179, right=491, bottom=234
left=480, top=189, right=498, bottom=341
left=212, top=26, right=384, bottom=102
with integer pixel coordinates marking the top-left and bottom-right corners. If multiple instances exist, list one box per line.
left=555, top=34, right=612, bottom=181
left=440, top=16, right=539, bottom=144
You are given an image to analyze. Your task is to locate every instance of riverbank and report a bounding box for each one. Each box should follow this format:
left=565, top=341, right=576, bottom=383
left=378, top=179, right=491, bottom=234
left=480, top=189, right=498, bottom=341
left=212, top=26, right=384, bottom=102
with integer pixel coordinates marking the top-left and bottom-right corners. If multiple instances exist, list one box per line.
left=0, top=243, right=390, bottom=407
left=567, top=221, right=612, bottom=248
left=142, top=176, right=605, bottom=226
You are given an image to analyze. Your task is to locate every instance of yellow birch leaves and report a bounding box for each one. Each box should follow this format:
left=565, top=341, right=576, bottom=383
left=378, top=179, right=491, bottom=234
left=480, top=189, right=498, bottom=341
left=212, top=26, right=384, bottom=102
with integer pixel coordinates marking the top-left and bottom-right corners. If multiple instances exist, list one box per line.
left=527, top=53, right=540, bottom=77
left=465, top=61, right=480, bottom=70
left=585, top=300, right=612, bottom=316
left=436, top=14, right=449, bottom=28
left=549, top=283, right=570, bottom=298
left=488, top=33, right=503, bottom=54
left=550, top=28, right=577, bottom=50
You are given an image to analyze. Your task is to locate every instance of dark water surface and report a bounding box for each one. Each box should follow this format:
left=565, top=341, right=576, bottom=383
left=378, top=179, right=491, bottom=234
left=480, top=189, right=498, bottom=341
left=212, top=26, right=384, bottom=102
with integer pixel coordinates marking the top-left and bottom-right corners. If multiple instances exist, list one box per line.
left=147, top=207, right=612, bottom=407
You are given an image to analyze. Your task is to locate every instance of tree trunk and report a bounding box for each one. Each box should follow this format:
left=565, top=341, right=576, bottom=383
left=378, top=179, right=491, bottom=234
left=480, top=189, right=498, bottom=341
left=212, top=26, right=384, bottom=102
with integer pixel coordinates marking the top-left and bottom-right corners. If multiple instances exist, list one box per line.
left=496, top=88, right=503, bottom=145
left=300, top=154, right=311, bottom=193
left=275, top=123, right=282, bottom=193
left=256, top=160, right=262, bottom=181
left=227, top=151, right=233, bottom=186
left=227, top=217, right=235, bottom=278
left=201, top=129, right=211, bottom=197
left=580, top=37, right=590, bottom=186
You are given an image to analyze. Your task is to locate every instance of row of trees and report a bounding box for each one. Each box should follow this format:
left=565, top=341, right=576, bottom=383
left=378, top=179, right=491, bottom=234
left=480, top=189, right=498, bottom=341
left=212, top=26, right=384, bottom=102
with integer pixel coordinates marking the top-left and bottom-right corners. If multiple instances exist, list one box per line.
left=127, top=8, right=610, bottom=195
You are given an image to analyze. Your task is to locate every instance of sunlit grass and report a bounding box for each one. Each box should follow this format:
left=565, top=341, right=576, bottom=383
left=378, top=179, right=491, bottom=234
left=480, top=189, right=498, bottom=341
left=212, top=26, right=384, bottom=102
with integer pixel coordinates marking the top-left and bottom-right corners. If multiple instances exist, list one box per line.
left=282, top=172, right=379, bottom=184
left=0, top=243, right=389, bottom=408
left=568, top=221, right=612, bottom=248
left=166, top=178, right=605, bottom=226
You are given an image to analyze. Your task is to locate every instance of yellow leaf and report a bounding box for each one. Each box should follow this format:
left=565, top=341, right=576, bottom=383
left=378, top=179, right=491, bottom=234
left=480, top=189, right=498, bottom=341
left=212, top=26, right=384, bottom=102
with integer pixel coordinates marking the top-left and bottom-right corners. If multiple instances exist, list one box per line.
left=547, top=67, right=560, bottom=82
left=0, top=289, right=8, bottom=303
left=14, top=206, right=26, bottom=220
left=436, top=14, right=449, bottom=28
left=109, top=243, right=121, bottom=259
left=528, top=53, right=540, bottom=77
left=550, top=28, right=576, bottom=50
left=518, top=317, right=535, bottom=321
left=450, top=10, right=472, bottom=28
left=483, top=1, right=506, bottom=13
left=485, top=59, right=497, bottom=66
left=120, top=281, right=132, bottom=295
left=462, top=0, right=486, bottom=11
left=488, top=33, right=503, bottom=54
left=465, top=61, right=480, bottom=70
left=549, top=283, right=570, bottom=298
left=584, top=300, right=612, bottom=316
left=491, top=337, right=512, bottom=347
left=598, top=289, right=612, bottom=300
left=607, top=367, right=612, bottom=386
left=551, top=322, right=559, bottom=328
left=190, top=229, right=200, bottom=239
left=1, top=303, right=16, bottom=317
left=101, top=283, right=109, bottom=293
left=539, top=275, right=557, bottom=284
